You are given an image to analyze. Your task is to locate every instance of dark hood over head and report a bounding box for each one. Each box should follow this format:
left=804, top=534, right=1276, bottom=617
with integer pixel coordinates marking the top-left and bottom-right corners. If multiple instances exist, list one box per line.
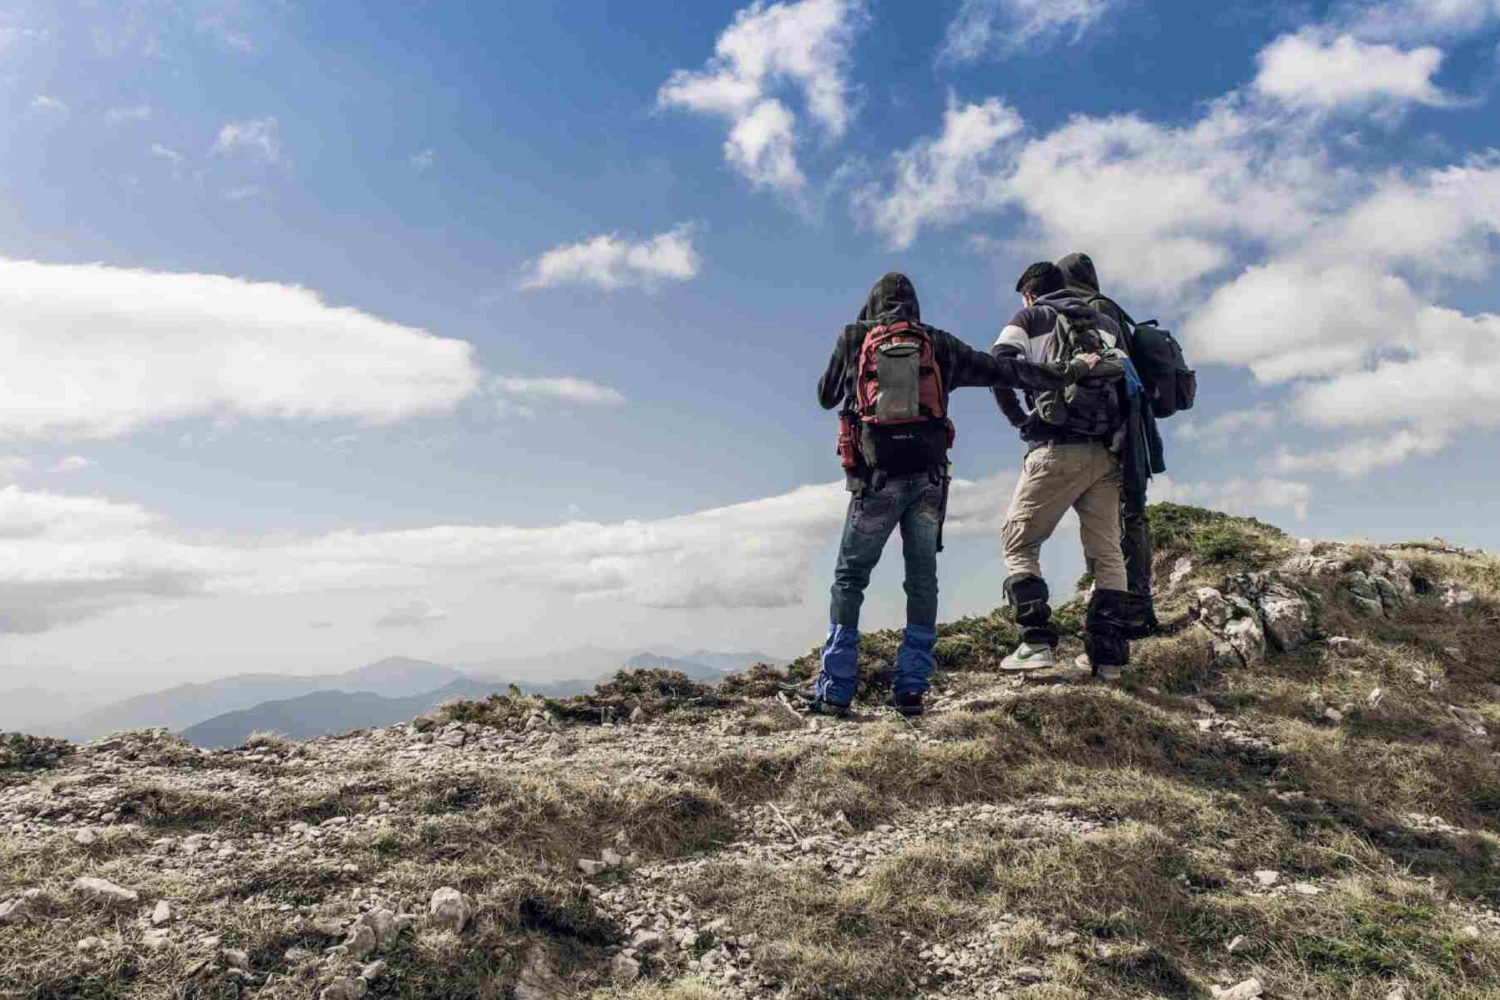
left=1033, top=287, right=1104, bottom=323
left=1057, top=252, right=1100, bottom=293
left=861, top=272, right=921, bottom=323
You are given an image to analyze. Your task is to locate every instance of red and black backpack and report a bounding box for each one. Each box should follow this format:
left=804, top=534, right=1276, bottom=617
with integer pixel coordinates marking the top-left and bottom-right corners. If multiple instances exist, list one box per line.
left=845, top=321, right=953, bottom=476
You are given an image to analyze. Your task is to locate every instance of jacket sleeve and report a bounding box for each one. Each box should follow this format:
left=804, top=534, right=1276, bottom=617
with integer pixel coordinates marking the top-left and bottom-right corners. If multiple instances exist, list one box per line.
left=817, top=326, right=859, bottom=410
left=941, top=330, right=1011, bottom=389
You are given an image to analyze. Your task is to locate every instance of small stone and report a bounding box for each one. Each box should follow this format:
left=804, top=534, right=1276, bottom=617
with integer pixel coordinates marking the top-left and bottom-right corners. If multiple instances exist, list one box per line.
left=427, top=887, right=472, bottom=933
left=1211, top=980, right=1264, bottom=1000
left=73, top=876, right=138, bottom=906
left=1327, top=636, right=1362, bottom=657
left=609, top=952, right=641, bottom=983
left=320, top=979, right=366, bottom=1000
left=360, top=960, right=387, bottom=981
left=0, top=897, right=33, bottom=925
left=577, top=859, right=606, bottom=876
left=411, top=716, right=436, bottom=732
left=1013, top=965, right=1044, bottom=983
left=437, top=729, right=466, bottom=749
left=151, top=900, right=174, bottom=926
left=76, top=936, right=103, bottom=952
left=1368, top=688, right=1385, bottom=709
left=74, top=828, right=98, bottom=846
left=1462, top=924, right=1481, bottom=939
left=353, top=908, right=400, bottom=951
left=1253, top=870, right=1280, bottom=887
left=600, top=848, right=624, bottom=867
left=1291, top=882, right=1323, bottom=896
left=1323, top=707, right=1344, bottom=724
left=313, top=917, right=350, bottom=937
left=630, top=929, right=663, bottom=951
left=141, top=928, right=170, bottom=950
left=1386, top=989, right=1406, bottom=1000
left=629, top=706, right=646, bottom=724
left=1226, top=935, right=1248, bottom=953
left=342, top=921, right=377, bottom=959
left=221, top=948, right=250, bottom=970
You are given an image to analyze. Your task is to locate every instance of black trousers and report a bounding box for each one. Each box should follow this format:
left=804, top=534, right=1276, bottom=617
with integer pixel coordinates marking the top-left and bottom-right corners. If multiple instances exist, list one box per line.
left=1121, top=493, right=1153, bottom=604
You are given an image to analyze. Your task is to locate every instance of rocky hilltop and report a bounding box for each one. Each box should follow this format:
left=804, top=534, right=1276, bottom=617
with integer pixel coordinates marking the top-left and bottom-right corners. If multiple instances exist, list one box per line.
left=2, top=505, right=1498, bottom=999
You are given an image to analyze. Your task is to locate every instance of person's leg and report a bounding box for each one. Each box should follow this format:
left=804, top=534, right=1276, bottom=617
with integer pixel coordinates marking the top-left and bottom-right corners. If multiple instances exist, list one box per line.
left=1075, top=449, right=1131, bottom=674
left=819, top=482, right=903, bottom=707
left=1120, top=487, right=1158, bottom=636
left=1001, top=445, right=1084, bottom=650
left=892, top=475, right=943, bottom=699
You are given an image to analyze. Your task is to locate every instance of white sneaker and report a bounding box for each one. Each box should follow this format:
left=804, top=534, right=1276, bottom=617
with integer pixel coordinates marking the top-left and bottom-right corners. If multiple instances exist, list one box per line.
left=1001, top=643, right=1056, bottom=672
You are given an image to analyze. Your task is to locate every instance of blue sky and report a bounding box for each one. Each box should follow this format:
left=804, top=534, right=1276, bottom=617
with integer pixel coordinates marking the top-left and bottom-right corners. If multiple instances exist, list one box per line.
left=1, top=0, right=1498, bottom=686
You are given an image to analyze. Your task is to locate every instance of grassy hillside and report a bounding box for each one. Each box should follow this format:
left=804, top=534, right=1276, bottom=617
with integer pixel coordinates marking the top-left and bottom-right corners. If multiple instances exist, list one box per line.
left=2, top=504, right=1498, bottom=999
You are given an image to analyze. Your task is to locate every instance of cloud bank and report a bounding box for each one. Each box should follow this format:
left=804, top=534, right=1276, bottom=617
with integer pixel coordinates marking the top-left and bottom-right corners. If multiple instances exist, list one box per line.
left=521, top=226, right=700, bottom=291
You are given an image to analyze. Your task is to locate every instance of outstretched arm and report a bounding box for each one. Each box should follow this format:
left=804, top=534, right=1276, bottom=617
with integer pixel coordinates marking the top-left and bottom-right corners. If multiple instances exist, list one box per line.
left=943, top=331, right=1067, bottom=391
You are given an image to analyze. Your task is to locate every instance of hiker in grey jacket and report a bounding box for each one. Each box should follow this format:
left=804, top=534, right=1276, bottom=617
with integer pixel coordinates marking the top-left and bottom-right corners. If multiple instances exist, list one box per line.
left=990, top=262, right=1135, bottom=679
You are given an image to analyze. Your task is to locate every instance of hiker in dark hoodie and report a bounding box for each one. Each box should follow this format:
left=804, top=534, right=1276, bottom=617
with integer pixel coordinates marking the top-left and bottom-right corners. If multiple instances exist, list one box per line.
left=814, top=272, right=1067, bottom=717
left=1056, top=252, right=1166, bottom=636
left=990, top=262, right=1136, bottom=680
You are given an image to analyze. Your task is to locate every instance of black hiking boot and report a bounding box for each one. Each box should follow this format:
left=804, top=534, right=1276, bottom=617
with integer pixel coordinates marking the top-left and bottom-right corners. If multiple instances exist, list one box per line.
left=886, top=691, right=924, bottom=718
left=809, top=696, right=851, bottom=719
left=1127, top=606, right=1161, bottom=640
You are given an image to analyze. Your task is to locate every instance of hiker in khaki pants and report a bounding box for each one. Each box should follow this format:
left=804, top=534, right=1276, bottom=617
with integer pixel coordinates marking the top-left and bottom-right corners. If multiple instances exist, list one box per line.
left=991, top=262, right=1136, bottom=679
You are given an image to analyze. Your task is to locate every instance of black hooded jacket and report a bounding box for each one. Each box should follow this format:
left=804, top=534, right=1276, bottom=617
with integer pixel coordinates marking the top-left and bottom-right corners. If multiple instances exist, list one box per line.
left=817, top=273, right=1061, bottom=412
left=1057, top=252, right=1131, bottom=351
left=1052, top=252, right=1167, bottom=491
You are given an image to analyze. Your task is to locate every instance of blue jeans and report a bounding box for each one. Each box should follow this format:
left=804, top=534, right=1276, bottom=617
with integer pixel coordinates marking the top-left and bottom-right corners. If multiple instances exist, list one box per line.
left=829, top=472, right=943, bottom=629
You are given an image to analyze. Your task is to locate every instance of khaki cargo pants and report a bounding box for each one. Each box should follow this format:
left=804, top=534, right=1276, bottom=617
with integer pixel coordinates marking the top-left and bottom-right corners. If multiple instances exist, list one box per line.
left=1001, top=441, right=1128, bottom=592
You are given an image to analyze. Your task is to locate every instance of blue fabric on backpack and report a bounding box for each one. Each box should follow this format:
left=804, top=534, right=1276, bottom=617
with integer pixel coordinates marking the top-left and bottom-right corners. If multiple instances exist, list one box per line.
left=1122, top=357, right=1146, bottom=400
left=893, top=624, right=937, bottom=695
left=816, top=624, right=861, bottom=706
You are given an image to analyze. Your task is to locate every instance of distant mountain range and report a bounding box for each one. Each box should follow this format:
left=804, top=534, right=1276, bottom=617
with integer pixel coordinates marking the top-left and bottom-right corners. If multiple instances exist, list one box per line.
left=180, top=678, right=509, bottom=749
left=71, top=657, right=465, bottom=739
left=34, top=648, right=781, bottom=748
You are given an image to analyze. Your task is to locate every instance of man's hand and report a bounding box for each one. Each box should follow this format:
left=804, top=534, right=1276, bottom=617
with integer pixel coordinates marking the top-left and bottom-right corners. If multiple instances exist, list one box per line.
left=1076, top=353, right=1102, bottom=370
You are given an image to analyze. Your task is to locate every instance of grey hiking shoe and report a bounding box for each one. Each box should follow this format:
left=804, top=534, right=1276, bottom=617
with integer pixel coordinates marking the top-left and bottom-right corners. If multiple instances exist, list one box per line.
left=1075, top=653, right=1124, bottom=681
left=1000, top=642, right=1056, bottom=672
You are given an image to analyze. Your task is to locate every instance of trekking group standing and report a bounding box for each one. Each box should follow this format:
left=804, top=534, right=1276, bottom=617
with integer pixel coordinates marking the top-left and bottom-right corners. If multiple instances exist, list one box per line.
left=811, top=256, right=1195, bottom=718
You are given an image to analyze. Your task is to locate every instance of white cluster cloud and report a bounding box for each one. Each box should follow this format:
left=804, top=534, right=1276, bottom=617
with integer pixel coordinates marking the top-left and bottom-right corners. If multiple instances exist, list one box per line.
left=211, top=117, right=282, bottom=164
left=489, top=376, right=625, bottom=417
left=1253, top=31, right=1449, bottom=110
left=0, top=257, right=482, bottom=439
left=106, top=105, right=154, bottom=125
left=941, top=0, right=1115, bottom=63
left=1345, top=0, right=1500, bottom=40
left=0, top=487, right=207, bottom=634
left=1270, top=428, right=1449, bottom=478
left=658, top=0, right=864, bottom=191
left=28, top=95, right=67, bottom=114
left=374, top=600, right=449, bottom=629
left=855, top=96, right=1022, bottom=250
left=521, top=226, right=700, bottom=291
left=1173, top=409, right=1278, bottom=453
